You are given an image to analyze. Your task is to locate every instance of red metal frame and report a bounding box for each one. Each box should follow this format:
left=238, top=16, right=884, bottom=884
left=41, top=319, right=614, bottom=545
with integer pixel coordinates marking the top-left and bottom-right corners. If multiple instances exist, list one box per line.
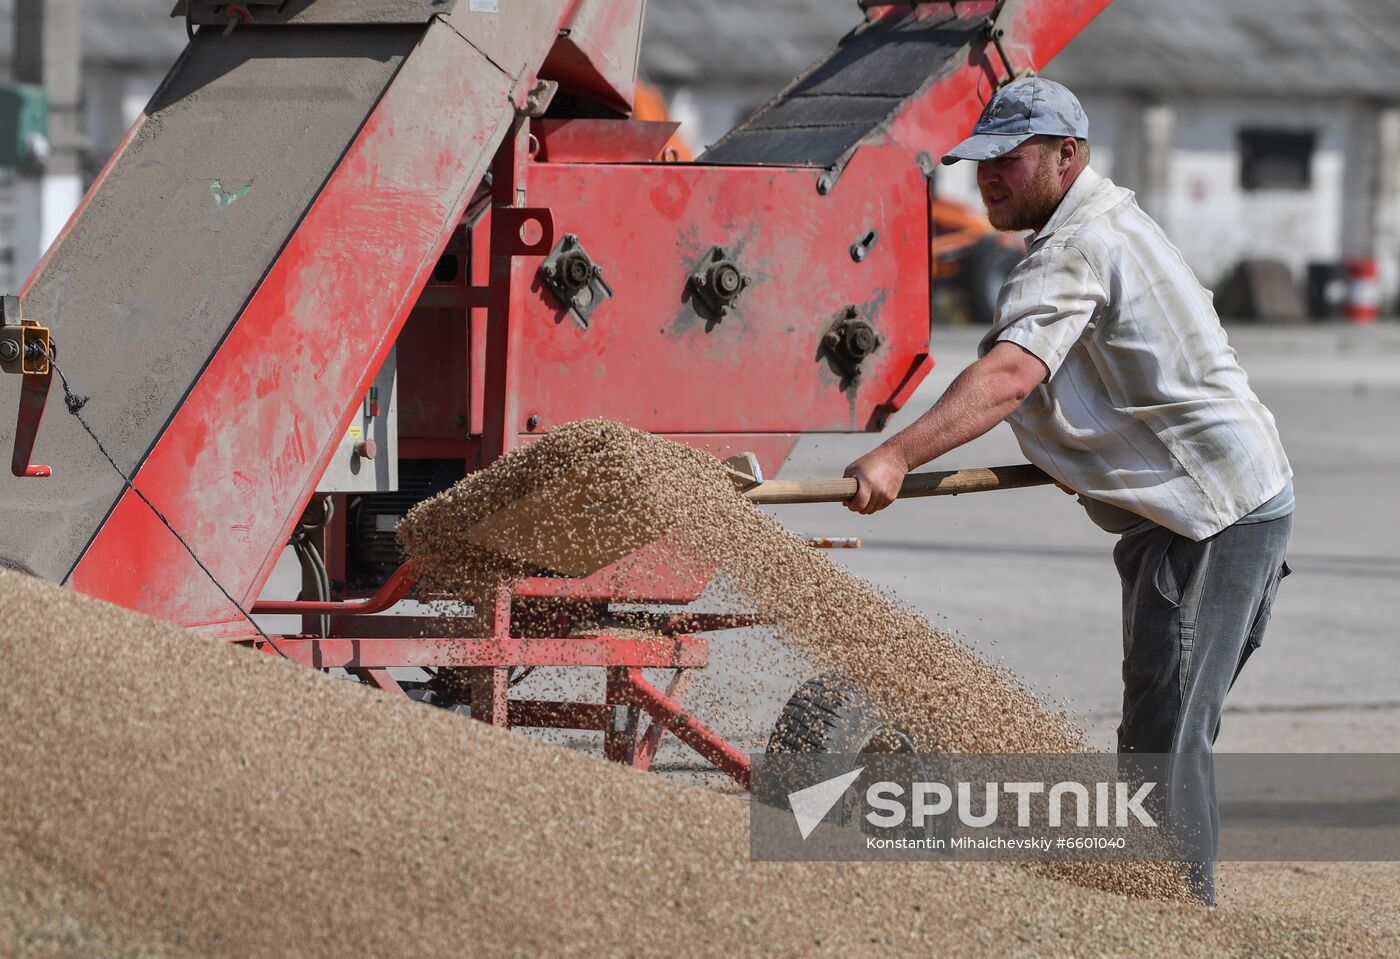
left=246, top=546, right=754, bottom=787
left=242, top=532, right=865, bottom=785
left=477, top=153, right=932, bottom=438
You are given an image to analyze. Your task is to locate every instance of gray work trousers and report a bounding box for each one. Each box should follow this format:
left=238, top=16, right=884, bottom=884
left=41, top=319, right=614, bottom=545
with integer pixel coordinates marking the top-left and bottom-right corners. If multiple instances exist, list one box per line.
left=1112, top=513, right=1293, bottom=904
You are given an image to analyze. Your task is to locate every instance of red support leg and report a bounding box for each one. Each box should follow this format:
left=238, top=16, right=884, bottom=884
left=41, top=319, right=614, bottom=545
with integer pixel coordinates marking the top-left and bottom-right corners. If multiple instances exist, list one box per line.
left=603, top=667, right=640, bottom=766
left=351, top=667, right=408, bottom=697
left=469, top=667, right=511, bottom=726
left=634, top=668, right=694, bottom=771
left=11, top=365, right=53, bottom=478
left=468, top=579, right=514, bottom=725
left=619, top=668, right=751, bottom=789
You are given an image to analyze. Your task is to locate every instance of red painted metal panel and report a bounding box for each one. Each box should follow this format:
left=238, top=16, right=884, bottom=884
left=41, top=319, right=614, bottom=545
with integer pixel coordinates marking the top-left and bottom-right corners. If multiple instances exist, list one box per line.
left=442, top=0, right=578, bottom=109
left=538, top=0, right=646, bottom=113
left=399, top=225, right=473, bottom=445
left=68, top=20, right=557, bottom=632
left=491, top=157, right=932, bottom=436
left=396, top=313, right=472, bottom=448
left=532, top=119, right=679, bottom=163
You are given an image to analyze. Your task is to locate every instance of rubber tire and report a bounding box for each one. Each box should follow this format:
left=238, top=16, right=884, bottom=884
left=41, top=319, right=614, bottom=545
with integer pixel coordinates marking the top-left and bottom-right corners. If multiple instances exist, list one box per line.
left=766, top=674, right=916, bottom=755
left=959, top=238, right=1025, bottom=325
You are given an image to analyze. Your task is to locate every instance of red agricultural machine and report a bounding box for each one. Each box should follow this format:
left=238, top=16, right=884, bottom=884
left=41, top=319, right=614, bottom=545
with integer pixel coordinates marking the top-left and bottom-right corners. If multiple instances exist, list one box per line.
left=1, top=0, right=1107, bottom=786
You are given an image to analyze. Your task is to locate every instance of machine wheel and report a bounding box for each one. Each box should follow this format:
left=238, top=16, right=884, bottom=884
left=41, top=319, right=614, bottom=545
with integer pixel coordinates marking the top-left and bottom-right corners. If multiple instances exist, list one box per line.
left=959, top=238, right=1025, bottom=325
left=766, top=674, right=916, bottom=755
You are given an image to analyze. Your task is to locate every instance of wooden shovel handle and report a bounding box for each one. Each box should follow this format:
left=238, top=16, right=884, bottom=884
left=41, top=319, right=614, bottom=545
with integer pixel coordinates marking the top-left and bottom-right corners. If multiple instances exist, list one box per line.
left=743, top=464, right=1054, bottom=505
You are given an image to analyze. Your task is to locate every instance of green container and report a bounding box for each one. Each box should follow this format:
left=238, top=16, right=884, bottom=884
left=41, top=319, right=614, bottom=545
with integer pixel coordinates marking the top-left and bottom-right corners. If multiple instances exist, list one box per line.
left=0, top=83, right=49, bottom=168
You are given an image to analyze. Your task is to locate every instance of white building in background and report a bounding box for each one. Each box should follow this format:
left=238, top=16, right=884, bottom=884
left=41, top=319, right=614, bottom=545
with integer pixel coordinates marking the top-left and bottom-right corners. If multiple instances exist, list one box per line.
left=643, top=0, right=1400, bottom=314
left=1039, top=0, right=1400, bottom=316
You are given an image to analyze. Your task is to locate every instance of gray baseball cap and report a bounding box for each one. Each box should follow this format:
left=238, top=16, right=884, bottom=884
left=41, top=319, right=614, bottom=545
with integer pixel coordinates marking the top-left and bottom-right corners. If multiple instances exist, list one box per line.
left=941, top=77, right=1088, bottom=165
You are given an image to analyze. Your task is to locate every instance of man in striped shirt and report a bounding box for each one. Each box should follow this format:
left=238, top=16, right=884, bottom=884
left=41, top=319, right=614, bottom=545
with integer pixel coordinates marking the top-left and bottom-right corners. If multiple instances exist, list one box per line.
left=844, top=77, right=1293, bottom=904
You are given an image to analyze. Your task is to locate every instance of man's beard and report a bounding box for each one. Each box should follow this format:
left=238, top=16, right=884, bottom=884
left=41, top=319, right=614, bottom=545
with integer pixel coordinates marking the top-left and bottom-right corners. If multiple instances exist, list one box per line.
left=982, top=155, right=1064, bottom=232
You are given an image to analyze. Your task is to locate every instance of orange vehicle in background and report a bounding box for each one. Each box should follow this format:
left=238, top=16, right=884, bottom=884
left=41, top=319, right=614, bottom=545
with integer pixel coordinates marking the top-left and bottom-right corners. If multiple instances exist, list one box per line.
left=633, top=81, right=695, bottom=161
left=931, top=196, right=1026, bottom=325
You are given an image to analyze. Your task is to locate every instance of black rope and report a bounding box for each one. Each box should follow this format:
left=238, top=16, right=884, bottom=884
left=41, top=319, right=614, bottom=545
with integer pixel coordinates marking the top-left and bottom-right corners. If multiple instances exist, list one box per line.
left=47, top=350, right=287, bottom=658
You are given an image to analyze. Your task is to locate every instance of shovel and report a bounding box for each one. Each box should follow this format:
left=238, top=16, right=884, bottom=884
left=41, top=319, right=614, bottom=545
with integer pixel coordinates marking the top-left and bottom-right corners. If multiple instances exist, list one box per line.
left=724, top=454, right=1054, bottom=505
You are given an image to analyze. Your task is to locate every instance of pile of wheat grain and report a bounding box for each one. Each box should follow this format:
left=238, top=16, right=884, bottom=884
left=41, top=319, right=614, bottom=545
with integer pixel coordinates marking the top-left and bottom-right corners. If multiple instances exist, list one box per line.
left=0, top=569, right=1383, bottom=956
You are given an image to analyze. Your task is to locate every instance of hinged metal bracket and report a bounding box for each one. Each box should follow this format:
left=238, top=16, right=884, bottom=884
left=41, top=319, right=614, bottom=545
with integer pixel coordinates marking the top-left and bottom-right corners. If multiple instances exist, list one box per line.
left=518, top=79, right=559, bottom=118
left=981, top=11, right=1026, bottom=86
left=540, top=233, right=612, bottom=330
left=688, top=245, right=752, bottom=320
left=820, top=305, right=883, bottom=387
left=2, top=295, right=53, bottom=477
left=490, top=206, right=555, bottom=258
left=0, top=297, right=49, bottom=377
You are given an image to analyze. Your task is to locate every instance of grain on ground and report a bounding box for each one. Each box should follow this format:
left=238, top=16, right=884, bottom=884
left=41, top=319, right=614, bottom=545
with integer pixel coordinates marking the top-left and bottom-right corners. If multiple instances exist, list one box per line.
left=0, top=571, right=1384, bottom=957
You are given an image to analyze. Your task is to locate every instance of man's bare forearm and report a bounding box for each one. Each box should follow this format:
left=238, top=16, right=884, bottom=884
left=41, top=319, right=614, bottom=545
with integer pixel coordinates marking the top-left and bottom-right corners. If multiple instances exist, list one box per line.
left=879, top=346, right=1041, bottom=471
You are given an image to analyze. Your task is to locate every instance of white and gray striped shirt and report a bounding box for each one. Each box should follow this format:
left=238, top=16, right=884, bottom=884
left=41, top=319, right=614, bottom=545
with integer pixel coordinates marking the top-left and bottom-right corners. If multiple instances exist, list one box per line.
left=978, top=167, right=1292, bottom=541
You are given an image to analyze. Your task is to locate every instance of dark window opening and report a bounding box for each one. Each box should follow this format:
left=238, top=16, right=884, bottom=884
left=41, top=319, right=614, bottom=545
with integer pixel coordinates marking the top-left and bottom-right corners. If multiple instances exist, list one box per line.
left=1239, top=128, right=1315, bottom=191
